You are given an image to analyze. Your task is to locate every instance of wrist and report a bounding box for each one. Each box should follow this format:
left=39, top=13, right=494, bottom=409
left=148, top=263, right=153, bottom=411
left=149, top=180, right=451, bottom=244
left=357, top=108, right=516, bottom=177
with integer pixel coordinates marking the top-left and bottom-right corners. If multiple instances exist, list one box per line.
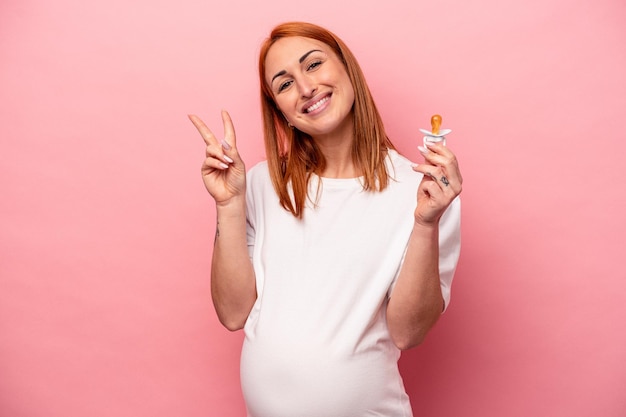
left=216, top=196, right=246, bottom=217
left=412, top=219, right=439, bottom=238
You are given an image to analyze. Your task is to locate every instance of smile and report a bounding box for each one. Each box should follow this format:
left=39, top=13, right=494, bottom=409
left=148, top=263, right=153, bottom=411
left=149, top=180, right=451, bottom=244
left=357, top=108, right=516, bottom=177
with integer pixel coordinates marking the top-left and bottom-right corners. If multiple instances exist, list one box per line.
left=304, top=96, right=330, bottom=113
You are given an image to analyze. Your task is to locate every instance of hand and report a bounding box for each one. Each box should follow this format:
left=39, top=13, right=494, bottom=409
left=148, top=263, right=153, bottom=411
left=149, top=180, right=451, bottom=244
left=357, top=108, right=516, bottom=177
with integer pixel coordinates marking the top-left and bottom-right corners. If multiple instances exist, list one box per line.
left=412, top=143, right=463, bottom=225
left=188, top=110, right=246, bottom=205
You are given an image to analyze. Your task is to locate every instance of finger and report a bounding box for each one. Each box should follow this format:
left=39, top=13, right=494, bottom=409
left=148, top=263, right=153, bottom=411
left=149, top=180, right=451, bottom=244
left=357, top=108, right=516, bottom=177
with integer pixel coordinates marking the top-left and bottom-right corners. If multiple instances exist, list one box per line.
left=412, top=164, right=459, bottom=194
left=419, top=143, right=457, bottom=166
left=221, top=110, right=237, bottom=150
left=417, top=145, right=462, bottom=187
left=202, top=156, right=230, bottom=172
left=419, top=176, right=443, bottom=199
left=189, top=114, right=219, bottom=147
left=206, top=144, right=234, bottom=164
left=424, top=142, right=452, bottom=156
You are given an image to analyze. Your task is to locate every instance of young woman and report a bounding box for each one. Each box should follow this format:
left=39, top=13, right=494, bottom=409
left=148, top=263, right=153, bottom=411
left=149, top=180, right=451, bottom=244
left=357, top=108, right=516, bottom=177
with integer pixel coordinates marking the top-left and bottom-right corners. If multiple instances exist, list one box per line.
left=189, top=21, right=462, bottom=417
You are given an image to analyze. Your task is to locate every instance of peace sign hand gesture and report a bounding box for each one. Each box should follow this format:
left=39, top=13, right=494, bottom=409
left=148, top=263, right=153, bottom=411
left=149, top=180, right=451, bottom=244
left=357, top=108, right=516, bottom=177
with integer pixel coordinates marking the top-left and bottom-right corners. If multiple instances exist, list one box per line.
left=188, top=111, right=246, bottom=206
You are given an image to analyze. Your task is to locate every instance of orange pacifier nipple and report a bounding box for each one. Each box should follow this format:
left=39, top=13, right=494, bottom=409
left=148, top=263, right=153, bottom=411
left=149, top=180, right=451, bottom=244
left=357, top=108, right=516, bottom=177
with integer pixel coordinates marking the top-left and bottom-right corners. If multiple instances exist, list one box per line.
left=430, top=114, right=442, bottom=135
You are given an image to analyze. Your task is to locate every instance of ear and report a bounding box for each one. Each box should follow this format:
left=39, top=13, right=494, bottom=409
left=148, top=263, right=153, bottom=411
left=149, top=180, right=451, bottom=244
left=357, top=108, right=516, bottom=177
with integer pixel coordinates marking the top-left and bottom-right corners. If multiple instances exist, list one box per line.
left=280, top=112, right=293, bottom=128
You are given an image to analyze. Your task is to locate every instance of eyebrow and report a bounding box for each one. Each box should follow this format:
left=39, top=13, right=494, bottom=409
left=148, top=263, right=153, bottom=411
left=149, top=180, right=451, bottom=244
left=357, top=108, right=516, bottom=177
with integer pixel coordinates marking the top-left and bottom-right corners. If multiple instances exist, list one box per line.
left=270, top=49, right=323, bottom=84
left=299, top=49, right=321, bottom=63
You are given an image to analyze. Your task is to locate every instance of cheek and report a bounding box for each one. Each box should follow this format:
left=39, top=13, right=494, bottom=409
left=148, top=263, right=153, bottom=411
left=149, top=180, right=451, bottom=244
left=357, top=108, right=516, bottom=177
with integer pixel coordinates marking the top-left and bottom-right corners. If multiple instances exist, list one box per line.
left=273, top=96, right=292, bottom=114
left=342, top=78, right=355, bottom=106
left=333, top=69, right=355, bottom=102
left=346, top=83, right=355, bottom=103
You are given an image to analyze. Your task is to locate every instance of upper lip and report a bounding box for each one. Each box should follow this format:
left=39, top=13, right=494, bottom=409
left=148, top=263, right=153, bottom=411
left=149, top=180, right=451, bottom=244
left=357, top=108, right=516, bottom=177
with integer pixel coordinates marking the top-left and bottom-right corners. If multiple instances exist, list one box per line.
left=301, top=93, right=330, bottom=113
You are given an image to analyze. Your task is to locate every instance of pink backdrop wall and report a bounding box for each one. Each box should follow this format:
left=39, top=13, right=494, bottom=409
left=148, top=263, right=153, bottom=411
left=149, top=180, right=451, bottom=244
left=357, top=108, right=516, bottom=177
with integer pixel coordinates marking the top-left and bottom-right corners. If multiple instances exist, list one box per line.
left=1, top=0, right=625, bottom=416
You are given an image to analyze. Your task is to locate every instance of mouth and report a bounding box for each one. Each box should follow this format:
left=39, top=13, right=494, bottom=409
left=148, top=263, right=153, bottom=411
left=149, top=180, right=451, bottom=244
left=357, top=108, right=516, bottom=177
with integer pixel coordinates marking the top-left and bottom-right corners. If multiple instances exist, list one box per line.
left=303, top=95, right=330, bottom=114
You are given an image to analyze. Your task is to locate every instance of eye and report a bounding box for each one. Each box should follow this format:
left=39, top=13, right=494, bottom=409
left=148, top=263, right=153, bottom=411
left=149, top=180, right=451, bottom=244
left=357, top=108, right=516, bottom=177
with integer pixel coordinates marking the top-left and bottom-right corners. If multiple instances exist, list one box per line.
left=277, top=80, right=293, bottom=93
left=307, top=60, right=322, bottom=71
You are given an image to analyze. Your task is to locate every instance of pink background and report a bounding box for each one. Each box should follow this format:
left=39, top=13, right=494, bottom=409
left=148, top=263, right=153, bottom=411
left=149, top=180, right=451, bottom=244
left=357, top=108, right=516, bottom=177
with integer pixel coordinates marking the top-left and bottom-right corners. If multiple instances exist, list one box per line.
left=1, top=0, right=625, bottom=416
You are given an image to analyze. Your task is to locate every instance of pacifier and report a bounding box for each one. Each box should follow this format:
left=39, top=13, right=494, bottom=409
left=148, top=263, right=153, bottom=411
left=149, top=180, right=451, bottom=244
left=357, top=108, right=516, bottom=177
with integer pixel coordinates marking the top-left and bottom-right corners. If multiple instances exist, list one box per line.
left=419, top=114, right=451, bottom=147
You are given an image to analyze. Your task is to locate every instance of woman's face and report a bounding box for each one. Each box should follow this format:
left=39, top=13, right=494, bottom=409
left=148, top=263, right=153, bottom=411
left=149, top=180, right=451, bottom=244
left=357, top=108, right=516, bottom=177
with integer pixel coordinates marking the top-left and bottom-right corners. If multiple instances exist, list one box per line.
left=265, top=36, right=355, bottom=140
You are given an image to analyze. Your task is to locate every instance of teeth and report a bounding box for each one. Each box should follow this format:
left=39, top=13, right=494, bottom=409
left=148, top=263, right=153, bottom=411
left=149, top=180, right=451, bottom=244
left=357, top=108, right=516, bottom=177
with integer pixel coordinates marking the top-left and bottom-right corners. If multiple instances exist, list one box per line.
left=306, top=96, right=329, bottom=113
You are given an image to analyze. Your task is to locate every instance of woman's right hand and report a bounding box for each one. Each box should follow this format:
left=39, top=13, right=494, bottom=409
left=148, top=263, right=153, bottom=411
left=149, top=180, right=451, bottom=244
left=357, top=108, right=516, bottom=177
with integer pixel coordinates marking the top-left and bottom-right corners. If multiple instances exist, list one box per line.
left=188, top=111, right=246, bottom=205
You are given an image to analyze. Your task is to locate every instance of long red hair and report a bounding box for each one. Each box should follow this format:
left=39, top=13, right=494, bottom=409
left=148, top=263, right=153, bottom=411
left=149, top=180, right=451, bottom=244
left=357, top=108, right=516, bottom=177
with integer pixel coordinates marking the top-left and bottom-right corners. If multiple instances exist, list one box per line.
left=259, top=22, right=396, bottom=218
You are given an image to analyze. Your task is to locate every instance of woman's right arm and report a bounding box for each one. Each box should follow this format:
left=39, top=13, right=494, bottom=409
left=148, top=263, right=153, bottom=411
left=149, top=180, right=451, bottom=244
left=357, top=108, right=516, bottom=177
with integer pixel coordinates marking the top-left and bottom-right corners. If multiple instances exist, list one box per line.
left=189, top=111, right=256, bottom=331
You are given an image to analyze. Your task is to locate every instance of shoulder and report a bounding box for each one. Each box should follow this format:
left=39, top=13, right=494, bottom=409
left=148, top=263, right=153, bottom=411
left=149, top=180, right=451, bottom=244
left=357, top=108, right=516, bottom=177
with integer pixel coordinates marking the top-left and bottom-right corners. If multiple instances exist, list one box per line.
left=385, top=149, right=421, bottom=183
left=246, top=160, right=278, bottom=204
left=387, top=149, right=414, bottom=167
left=247, top=160, right=271, bottom=185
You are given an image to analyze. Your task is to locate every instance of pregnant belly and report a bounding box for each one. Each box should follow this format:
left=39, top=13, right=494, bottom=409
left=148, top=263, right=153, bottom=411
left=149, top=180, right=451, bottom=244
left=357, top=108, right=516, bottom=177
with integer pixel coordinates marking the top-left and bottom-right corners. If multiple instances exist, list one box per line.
left=240, top=338, right=411, bottom=417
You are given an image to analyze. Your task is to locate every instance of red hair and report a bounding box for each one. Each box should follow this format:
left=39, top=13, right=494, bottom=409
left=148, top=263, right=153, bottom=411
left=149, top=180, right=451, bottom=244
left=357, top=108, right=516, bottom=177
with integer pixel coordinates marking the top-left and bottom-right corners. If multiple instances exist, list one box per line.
left=259, top=22, right=396, bottom=218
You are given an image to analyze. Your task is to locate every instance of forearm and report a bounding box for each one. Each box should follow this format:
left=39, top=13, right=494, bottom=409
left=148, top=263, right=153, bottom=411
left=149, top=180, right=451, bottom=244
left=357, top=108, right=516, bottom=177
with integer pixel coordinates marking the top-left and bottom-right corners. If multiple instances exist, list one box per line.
left=210, top=197, right=256, bottom=331
left=387, top=221, right=444, bottom=350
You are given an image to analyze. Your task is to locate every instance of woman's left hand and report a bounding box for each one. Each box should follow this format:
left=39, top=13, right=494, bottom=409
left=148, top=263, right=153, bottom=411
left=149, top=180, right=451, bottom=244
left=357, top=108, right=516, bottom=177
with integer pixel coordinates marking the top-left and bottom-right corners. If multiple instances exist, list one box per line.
left=411, top=143, right=463, bottom=225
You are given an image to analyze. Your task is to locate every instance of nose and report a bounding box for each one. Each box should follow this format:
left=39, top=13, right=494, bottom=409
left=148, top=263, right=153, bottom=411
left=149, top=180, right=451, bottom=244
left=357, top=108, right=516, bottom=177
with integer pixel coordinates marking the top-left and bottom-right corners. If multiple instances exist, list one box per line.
left=296, top=75, right=317, bottom=98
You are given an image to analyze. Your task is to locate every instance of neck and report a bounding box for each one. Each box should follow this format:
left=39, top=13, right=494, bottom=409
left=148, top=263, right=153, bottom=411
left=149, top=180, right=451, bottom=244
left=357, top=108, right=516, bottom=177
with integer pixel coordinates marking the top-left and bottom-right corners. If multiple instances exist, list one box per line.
left=312, top=119, right=359, bottom=179
left=320, top=155, right=357, bottom=178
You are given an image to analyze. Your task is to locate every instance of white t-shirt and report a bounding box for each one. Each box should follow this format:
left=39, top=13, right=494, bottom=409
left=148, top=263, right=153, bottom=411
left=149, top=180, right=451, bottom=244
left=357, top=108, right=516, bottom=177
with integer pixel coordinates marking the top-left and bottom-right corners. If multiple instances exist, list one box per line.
left=241, top=150, right=461, bottom=417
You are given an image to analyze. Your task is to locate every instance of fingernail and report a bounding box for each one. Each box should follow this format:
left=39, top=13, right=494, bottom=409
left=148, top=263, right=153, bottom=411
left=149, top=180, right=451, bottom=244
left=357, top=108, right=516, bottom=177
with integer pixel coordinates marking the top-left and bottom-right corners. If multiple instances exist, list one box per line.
left=411, top=163, right=419, bottom=168
left=418, top=146, right=428, bottom=154
left=221, top=139, right=232, bottom=151
left=219, top=162, right=229, bottom=169
left=223, top=155, right=234, bottom=164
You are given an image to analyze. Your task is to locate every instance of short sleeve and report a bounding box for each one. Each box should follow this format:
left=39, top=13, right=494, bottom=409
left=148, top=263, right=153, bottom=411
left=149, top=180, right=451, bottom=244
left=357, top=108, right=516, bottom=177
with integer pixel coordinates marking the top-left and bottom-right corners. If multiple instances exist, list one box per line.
left=387, top=196, right=461, bottom=311
left=245, top=171, right=257, bottom=262
left=438, top=196, right=461, bottom=311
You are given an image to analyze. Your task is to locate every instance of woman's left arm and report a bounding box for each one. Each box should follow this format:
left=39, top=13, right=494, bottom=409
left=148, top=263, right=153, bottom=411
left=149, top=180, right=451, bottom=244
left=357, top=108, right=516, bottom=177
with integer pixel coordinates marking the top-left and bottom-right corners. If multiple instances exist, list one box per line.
left=387, top=143, right=463, bottom=350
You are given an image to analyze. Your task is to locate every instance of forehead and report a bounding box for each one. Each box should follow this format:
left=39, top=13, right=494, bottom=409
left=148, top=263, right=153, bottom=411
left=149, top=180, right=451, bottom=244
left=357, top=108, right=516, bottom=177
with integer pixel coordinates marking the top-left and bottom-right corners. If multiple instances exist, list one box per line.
left=264, top=37, right=333, bottom=78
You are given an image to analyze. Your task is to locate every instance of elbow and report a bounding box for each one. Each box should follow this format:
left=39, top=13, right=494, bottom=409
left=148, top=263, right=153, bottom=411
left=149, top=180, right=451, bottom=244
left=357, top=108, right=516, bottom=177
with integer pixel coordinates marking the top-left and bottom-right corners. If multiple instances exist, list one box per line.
left=218, top=315, right=247, bottom=332
left=215, top=307, right=250, bottom=331
left=217, top=312, right=248, bottom=332
left=392, top=332, right=427, bottom=351
left=211, top=289, right=256, bottom=332
left=222, top=317, right=245, bottom=331
left=389, top=309, right=442, bottom=350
